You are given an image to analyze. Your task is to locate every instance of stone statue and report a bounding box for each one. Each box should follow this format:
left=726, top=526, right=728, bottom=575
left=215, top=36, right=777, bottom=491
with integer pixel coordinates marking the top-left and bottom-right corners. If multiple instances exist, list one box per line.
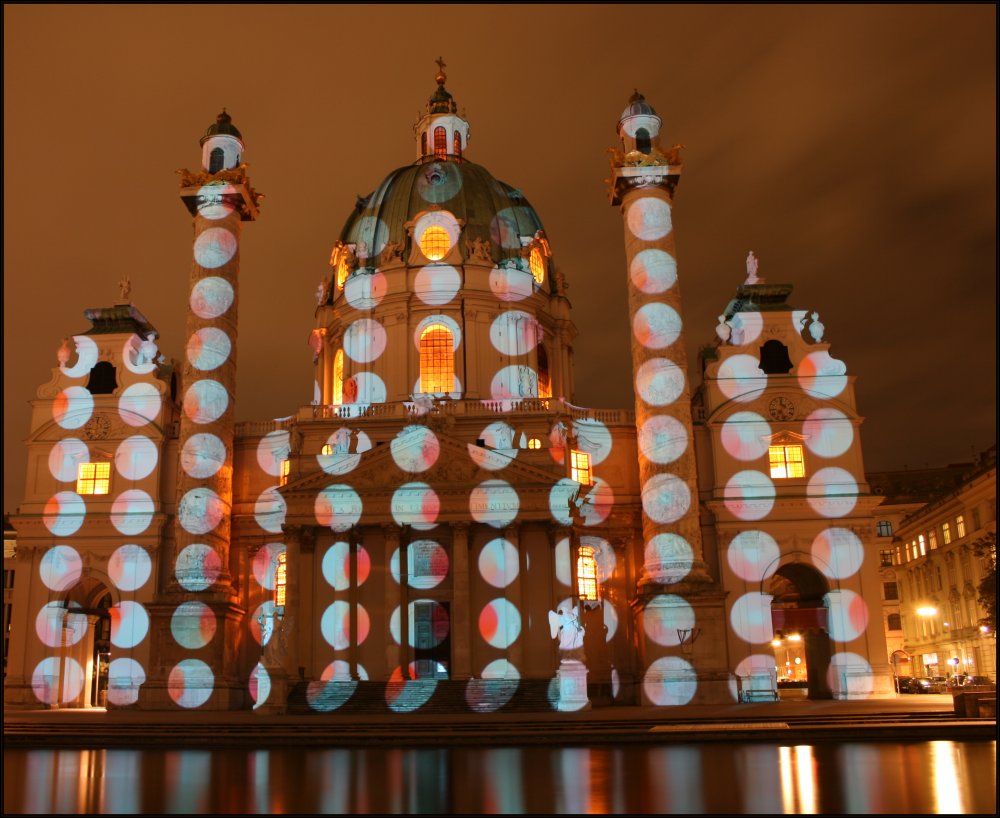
left=808, top=312, right=825, bottom=343
left=715, top=315, right=732, bottom=343
left=410, top=393, right=435, bottom=416
left=550, top=420, right=569, bottom=448
left=118, top=275, right=132, bottom=301
left=356, top=240, right=369, bottom=261
left=745, top=251, right=761, bottom=285
left=57, top=338, right=74, bottom=366
left=381, top=241, right=403, bottom=263
left=316, top=279, right=330, bottom=305
left=467, top=236, right=493, bottom=263
left=136, top=333, right=158, bottom=365
left=548, top=605, right=585, bottom=652
left=332, top=427, right=352, bottom=454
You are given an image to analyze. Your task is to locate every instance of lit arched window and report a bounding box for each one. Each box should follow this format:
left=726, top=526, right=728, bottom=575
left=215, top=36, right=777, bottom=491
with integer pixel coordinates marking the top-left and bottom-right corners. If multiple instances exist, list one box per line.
left=278, top=458, right=290, bottom=487
left=419, top=226, right=451, bottom=261
left=529, top=246, right=545, bottom=285
left=453, top=131, right=462, bottom=158
left=421, top=131, right=427, bottom=156
left=209, top=147, right=225, bottom=173
left=333, top=348, right=344, bottom=405
left=537, top=345, right=552, bottom=398
left=419, top=323, right=454, bottom=393
left=636, top=128, right=651, bottom=155
left=275, top=551, right=287, bottom=608
left=336, top=256, right=350, bottom=290
left=577, top=545, right=598, bottom=601
left=571, top=450, right=592, bottom=485
left=434, top=127, right=447, bottom=159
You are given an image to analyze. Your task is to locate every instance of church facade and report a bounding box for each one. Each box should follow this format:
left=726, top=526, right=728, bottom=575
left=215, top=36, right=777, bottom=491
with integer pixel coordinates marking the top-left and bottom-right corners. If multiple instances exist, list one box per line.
left=4, top=70, right=893, bottom=713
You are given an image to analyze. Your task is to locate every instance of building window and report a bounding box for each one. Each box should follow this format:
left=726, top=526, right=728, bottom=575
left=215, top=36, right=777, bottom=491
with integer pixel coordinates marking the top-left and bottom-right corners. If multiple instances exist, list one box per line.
left=419, top=324, right=454, bottom=394
left=942, top=522, right=951, bottom=545
left=209, top=147, right=224, bottom=173
left=336, top=256, right=350, bottom=290
left=333, top=349, right=344, bottom=405
left=887, top=613, right=902, bottom=631
left=421, top=132, right=427, bottom=156
left=527, top=438, right=541, bottom=450
left=876, top=520, right=893, bottom=537
left=635, top=127, right=651, bottom=155
left=577, top=544, right=598, bottom=601
left=419, top=226, right=451, bottom=261
left=453, top=131, right=462, bottom=158
left=768, top=444, right=805, bottom=479
left=883, top=581, right=899, bottom=600
left=571, top=450, right=592, bottom=486
left=918, top=535, right=926, bottom=556
left=321, top=444, right=332, bottom=456
left=529, top=246, right=546, bottom=285
left=537, top=345, right=552, bottom=398
left=972, top=507, right=981, bottom=531
left=278, top=458, right=290, bottom=487
left=434, top=126, right=447, bottom=159
left=929, top=530, right=937, bottom=550
left=879, top=549, right=893, bottom=567
left=759, top=340, right=794, bottom=375
left=956, top=515, right=966, bottom=539
left=76, top=462, right=110, bottom=495
left=275, top=551, right=287, bottom=609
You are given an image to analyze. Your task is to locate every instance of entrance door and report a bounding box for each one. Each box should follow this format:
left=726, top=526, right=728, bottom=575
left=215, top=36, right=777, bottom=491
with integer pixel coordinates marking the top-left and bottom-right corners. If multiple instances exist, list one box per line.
left=412, top=600, right=450, bottom=679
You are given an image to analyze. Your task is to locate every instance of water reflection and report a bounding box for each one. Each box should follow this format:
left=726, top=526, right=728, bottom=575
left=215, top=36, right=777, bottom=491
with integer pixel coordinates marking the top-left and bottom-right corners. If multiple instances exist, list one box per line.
left=3, top=741, right=995, bottom=814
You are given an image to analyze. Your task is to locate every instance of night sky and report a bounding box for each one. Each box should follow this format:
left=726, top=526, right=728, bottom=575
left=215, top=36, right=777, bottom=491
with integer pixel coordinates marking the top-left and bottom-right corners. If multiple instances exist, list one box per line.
left=4, top=5, right=995, bottom=515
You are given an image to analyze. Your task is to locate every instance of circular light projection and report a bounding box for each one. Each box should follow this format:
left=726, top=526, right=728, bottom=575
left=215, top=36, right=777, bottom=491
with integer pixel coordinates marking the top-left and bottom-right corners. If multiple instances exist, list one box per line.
left=573, top=418, right=613, bottom=465
left=344, top=318, right=388, bottom=363
left=728, top=654, right=776, bottom=702
left=468, top=421, right=517, bottom=470
left=723, top=471, right=776, bottom=521
left=626, top=196, right=672, bottom=240
left=306, top=662, right=364, bottom=712
left=390, top=600, right=449, bottom=647
left=48, top=439, right=89, bottom=482
left=466, top=662, right=520, bottom=713
left=645, top=533, right=693, bottom=584
left=806, top=467, right=858, bottom=518
left=190, top=276, right=234, bottom=319
left=107, top=658, right=145, bottom=707
left=802, top=408, right=854, bottom=457
left=168, top=659, right=214, bottom=709
left=727, top=531, right=780, bottom=583
left=489, top=265, right=534, bottom=302
left=643, top=656, right=696, bottom=706
left=730, top=311, right=764, bottom=345
left=478, top=598, right=521, bottom=649
left=643, top=594, right=695, bottom=646
left=490, top=365, right=538, bottom=401
left=321, top=601, right=370, bottom=650
left=391, top=426, right=440, bottom=473
left=118, top=382, right=160, bottom=427
left=390, top=541, right=449, bottom=589
left=109, top=544, right=152, bottom=591
left=636, top=358, right=685, bottom=407
left=416, top=161, right=462, bottom=202
left=59, top=335, right=99, bottom=379
left=53, top=386, right=94, bottom=429
left=717, top=355, right=766, bottom=403
left=385, top=669, right=437, bottom=713
left=317, top=435, right=364, bottom=476
left=549, top=479, right=580, bottom=526
left=352, top=215, right=389, bottom=259
left=114, top=435, right=158, bottom=481
left=581, top=535, right=616, bottom=582
left=489, top=310, right=540, bottom=356
left=177, top=543, right=222, bottom=592
left=110, top=489, right=154, bottom=536
left=315, top=485, right=362, bottom=532
left=825, top=590, right=869, bottom=642
left=390, top=483, right=440, bottom=531
left=827, top=652, right=873, bottom=698
left=36, top=602, right=87, bottom=647
left=490, top=207, right=534, bottom=250
left=554, top=537, right=571, bottom=586
left=123, top=335, right=157, bottom=376
left=181, top=433, right=227, bottom=479
left=249, top=601, right=277, bottom=646
left=32, top=656, right=85, bottom=705
left=255, top=487, right=287, bottom=533
left=347, top=371, right=387, bottom=405
left=641, top=473, right=691, bottom=524
left=195, top=183, right=237, bottom=219
left=811, top=528, right=864, bottom=579
left=579, top=478, right=614, bottom=527
left=633, top=303, right=682, bottom=349
left=630, top=248, right=677, bottom=294
left=322, top=541, right=372, bottom=590
left=344, top=269, right=387, bottom=309
left=414, top=264, right=461, bottom=306
left=193, top=227, right=238, bottom=269
left=183, top=380, right=229, bottom=425
left=470, top=479, right=519, bottom=528
left=256, top=431, right=291, bottom=477
left=798, top=351, right=848, bottom=399
left=43, top=492, right=86, bottom=537
left=417, top=226, right=454, bottom=262
left=171, top=602, right=217, bottom=649
left=39, top=545, right=82, bottom=591
left=729, top=592, right=775, bottom=644
left=639, top=415, right=688, bottom=464
left=178, top=488, right=224, bottom=536
left=252, top=542, right=286, bottom=590
left=479, top=538, right=519, bottom=588
left=720, top=412, right=772, bottom=461
left=186, top=327, right=231, bottom=372
left=250, top=663, right=270, bottom=710
left=110, top=600, right=149, bottom=649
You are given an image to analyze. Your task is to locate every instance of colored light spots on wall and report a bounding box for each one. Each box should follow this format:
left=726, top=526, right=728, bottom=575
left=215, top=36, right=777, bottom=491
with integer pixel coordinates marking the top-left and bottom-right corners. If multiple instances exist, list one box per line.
left=385, top=669, right=438, bottom=712
left=465, top=665, right=520, bottom=713
left=802, top=408, right=854, bottom=457
left=723, top=471, right=776, bottom=521
left=118, top=382, right=161, bottom=426
left=182, top=380, right=229, bottom=425
left=107, top=658, right=145, bottom=706
left=824, top=590, right=868, bottom=642
left=193, top=227, right=238, bottom=269
left=806, top=467, right=858, bottom=518
left=43, top=492, right=85, bottom=537
left=181, top=433, right=227, bottom=479
left=177, top=543, right=222, bottom=592
left=255, top=487, right=288, bottom=533
left=470, top=479, right=519, bottom=528
left=186, top=327, right=231, bottom=371
left=31, top=656, right=85, bottom=705
left=39, top=545, right=82, bottom=591
left=321, top=600, right=371, bottom=650
left=171, top=602, right=217, bottom=649
left=490, top=365, right=538, bottom=401
left=195, top=183, right=238, bottom=219
left=488, top=265, right=534, bottom=302
left=53, top=386, right=94, bottom=430
left=343, top=318, right=387, bottom=363
left=827, top=652, right=873, bottom=698
left=720, top=412, right=771, bottom=461
left=478, top=538, right=519, bottom=588
left=489, top=208, right=531, bottom=250
left=630, top=248, right=677, bottom=294
left=549, top=479, right=581, bottom=526
left=468, top=422, right=517, bottom=470
left=728, top=311, right=764, bottom=346
left=256, top=431, right=291, bottom=476
left=114, top=435, right=158, bottom=481
left=344, top=269, right=387, bottom=309
left=573, top=419, right=613, bottom=465
left=626, top=196, right=672, bottom=241
left=727, top=531, right=780, bottom=583
left=797, top=351, right=847, bottom=399
left=305, top=662, right=363, bottom=712
left=35, top=601, right=86, bottom=647
left=635, top=358, right=685, bottom=407
left=414, top=264, right=461, bottom=306
left=167, top=659, right=214, bottom=709
left=109, top=544, right=152, bottom=591
left=578, top=478, right=614, bottom=526
left=728, top=653, right=776, bottom=701
left=321, top=541, right=371, bottom=590
left=178, top=488, right=225, bottom=535
left=345, top=371, right=387, bottom=405
left=633, top=302, right=682, bottom=350
left=643, top=594, right=695, bottom=646
left=641, top=473, right=691, bottom=524
left=315, top=484, right=362, bottom=532
left=554, top=537, right=571, bottom=586
left=390, top=483, right=440, bottom=530
left=352, top=215, right=389, bottom=259
left=489, top=310, right=540, bottom=356
left=638, top=414, right=688, bottom=464
left=389, top=600, right=449, bottom=647
left=47, top=439, right=89, bottom=482
left=390, top=426, right=440, bottom=473
left=249, top=663, right=270, bottom=710
left=416, top=161, right=462, bottom=202
left=190, top=276, right=234, bottom=319
left=59, top=335, right=99, bottom=379
left=478, top=598, right=521, bottom=649
left=811, top=528, right=864, bottom=579
left=644, top=533, right=694, bottom=584
left=109, top=600, right=149, bottom=649
left=317, top=432, right=367, bottom=475
left=717, top=355, right=766, bottom=403
left=729, top=592, right=775, bottom=644
left=249, top=601, right=277, bottom=646
left=643, top=656, right=696, bottom=706
left=252, top=542, right=286, bottom=590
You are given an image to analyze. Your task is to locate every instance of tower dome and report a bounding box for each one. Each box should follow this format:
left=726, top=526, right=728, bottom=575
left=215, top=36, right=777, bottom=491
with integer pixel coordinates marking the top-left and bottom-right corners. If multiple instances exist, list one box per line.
left=199, top=109, right=244, bottom=173
left=617, top=90, right=662, bottom=155
left=414, top=58, right=470, bottom=162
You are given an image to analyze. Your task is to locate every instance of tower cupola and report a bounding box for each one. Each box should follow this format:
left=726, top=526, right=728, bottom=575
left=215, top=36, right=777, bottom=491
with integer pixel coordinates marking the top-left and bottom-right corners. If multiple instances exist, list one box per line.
left=200, top=109, right=245, bottom=173
left=617, top=90, right=661, bottom=155
left=414, top=58, right=470, bottom=162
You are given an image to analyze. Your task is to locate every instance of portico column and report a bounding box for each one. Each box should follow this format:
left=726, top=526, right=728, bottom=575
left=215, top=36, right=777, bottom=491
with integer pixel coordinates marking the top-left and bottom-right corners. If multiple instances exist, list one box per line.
left=505, top=523, right=524, bottom=673
left=451, top=522, right=472, bottom=679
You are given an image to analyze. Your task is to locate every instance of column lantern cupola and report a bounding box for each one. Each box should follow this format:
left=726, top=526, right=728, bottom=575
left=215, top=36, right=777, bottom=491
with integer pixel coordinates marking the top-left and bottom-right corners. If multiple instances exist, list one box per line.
left=617, top=90, right=662, bottom=156
left=414, top=58, right=470, bottom=162
left=200, top=109, right=244, bottom=173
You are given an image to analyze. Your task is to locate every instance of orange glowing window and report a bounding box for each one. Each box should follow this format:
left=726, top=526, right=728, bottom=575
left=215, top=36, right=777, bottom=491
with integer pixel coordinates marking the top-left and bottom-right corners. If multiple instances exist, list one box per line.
left=956, top=515, right=966, bottom=538
left=527, top=437, right=541, bottom=450
left=76, top=462, right=110, bottom=495
left=420, top=323, right=454, bottom=394
left=419, top=226, right=451, bottom=261
left=529, top=246, right=545, bottom=285
left=577, top=544, right=598, bottom=601
left=768, top=444, right=805, bottom=479
left=453, top=131, right=462, bottom=158
left=434, top=127, right=447, bottom=159
left=279, top=458, right=290, bottom=487
left=336, top=257, right=349, bottom=289
left=571, top=450, right=592, bottom=486
left=942, top=522, right=951, bottom=545
left=537, top=345, right=552, bottom=398
left=275, top=551, right=287, bottom=608
left=333, top=349, right=344, bottom=405
left=321, top=443, right=333, bottom=456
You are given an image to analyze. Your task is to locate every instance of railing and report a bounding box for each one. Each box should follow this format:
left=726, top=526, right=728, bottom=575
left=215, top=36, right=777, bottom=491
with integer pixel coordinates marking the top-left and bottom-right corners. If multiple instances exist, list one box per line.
left=233, top=417, right=295, bottom=437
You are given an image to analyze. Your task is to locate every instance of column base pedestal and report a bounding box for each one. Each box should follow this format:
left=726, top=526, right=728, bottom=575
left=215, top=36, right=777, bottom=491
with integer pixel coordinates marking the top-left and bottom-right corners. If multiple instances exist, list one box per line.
left=556, top=660, right=591, bottom=712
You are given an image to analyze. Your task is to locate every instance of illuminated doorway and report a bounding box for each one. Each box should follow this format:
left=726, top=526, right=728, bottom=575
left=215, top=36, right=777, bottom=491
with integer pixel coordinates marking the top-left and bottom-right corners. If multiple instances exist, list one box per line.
left=58, top=580, right=113, bottom=708
left=769, top=563, right=833, bottom=700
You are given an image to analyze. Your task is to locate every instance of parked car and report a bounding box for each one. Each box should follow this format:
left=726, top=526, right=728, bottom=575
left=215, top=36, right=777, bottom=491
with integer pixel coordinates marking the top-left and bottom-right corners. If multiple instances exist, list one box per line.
left=908, top=677, right=934, bottom=694
left=928, top=675, right=949, bottom=693
left=947, top=674, right=968, bottom=692
left=960, top=675, right=997, bottom=689
left=894, top=675, right=914, bottom=693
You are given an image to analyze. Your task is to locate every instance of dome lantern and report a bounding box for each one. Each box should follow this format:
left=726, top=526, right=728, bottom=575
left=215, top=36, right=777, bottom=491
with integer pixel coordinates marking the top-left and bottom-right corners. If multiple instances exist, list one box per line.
left=200, top=109, right=245, bottom=173
left=617, top=90, right=662, bottom=156
left=414, top=57, right=470, bottom=162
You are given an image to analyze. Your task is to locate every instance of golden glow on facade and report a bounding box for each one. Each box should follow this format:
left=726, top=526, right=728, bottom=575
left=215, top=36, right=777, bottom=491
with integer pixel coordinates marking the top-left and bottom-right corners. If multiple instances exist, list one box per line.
left=434, top=126, right=447, bottom=159
left=335, top=257, right=349, bottom=290
left=279, top=458, right=290, bottom=487
left=768, top=444, right=805, bottom=478
left=529, top=246, right=545, bottom=285
left=577, top=544, right=598, bottom=601
left=76, top=462, right=110, bottom=495
left=419, top=226, right=451, bottom=261
left=419, top=323, right=454, bottom=393
left=570, top=450, right=592, bottom=485
left=275, top=551, right=287, bottom=608
left=333, top=349, right=344, bottom=405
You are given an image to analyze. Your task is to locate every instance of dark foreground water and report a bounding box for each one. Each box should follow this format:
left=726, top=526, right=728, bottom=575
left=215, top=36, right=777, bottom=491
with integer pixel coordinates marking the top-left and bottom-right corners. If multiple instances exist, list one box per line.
left=3, top=740, right=996, bottom=814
